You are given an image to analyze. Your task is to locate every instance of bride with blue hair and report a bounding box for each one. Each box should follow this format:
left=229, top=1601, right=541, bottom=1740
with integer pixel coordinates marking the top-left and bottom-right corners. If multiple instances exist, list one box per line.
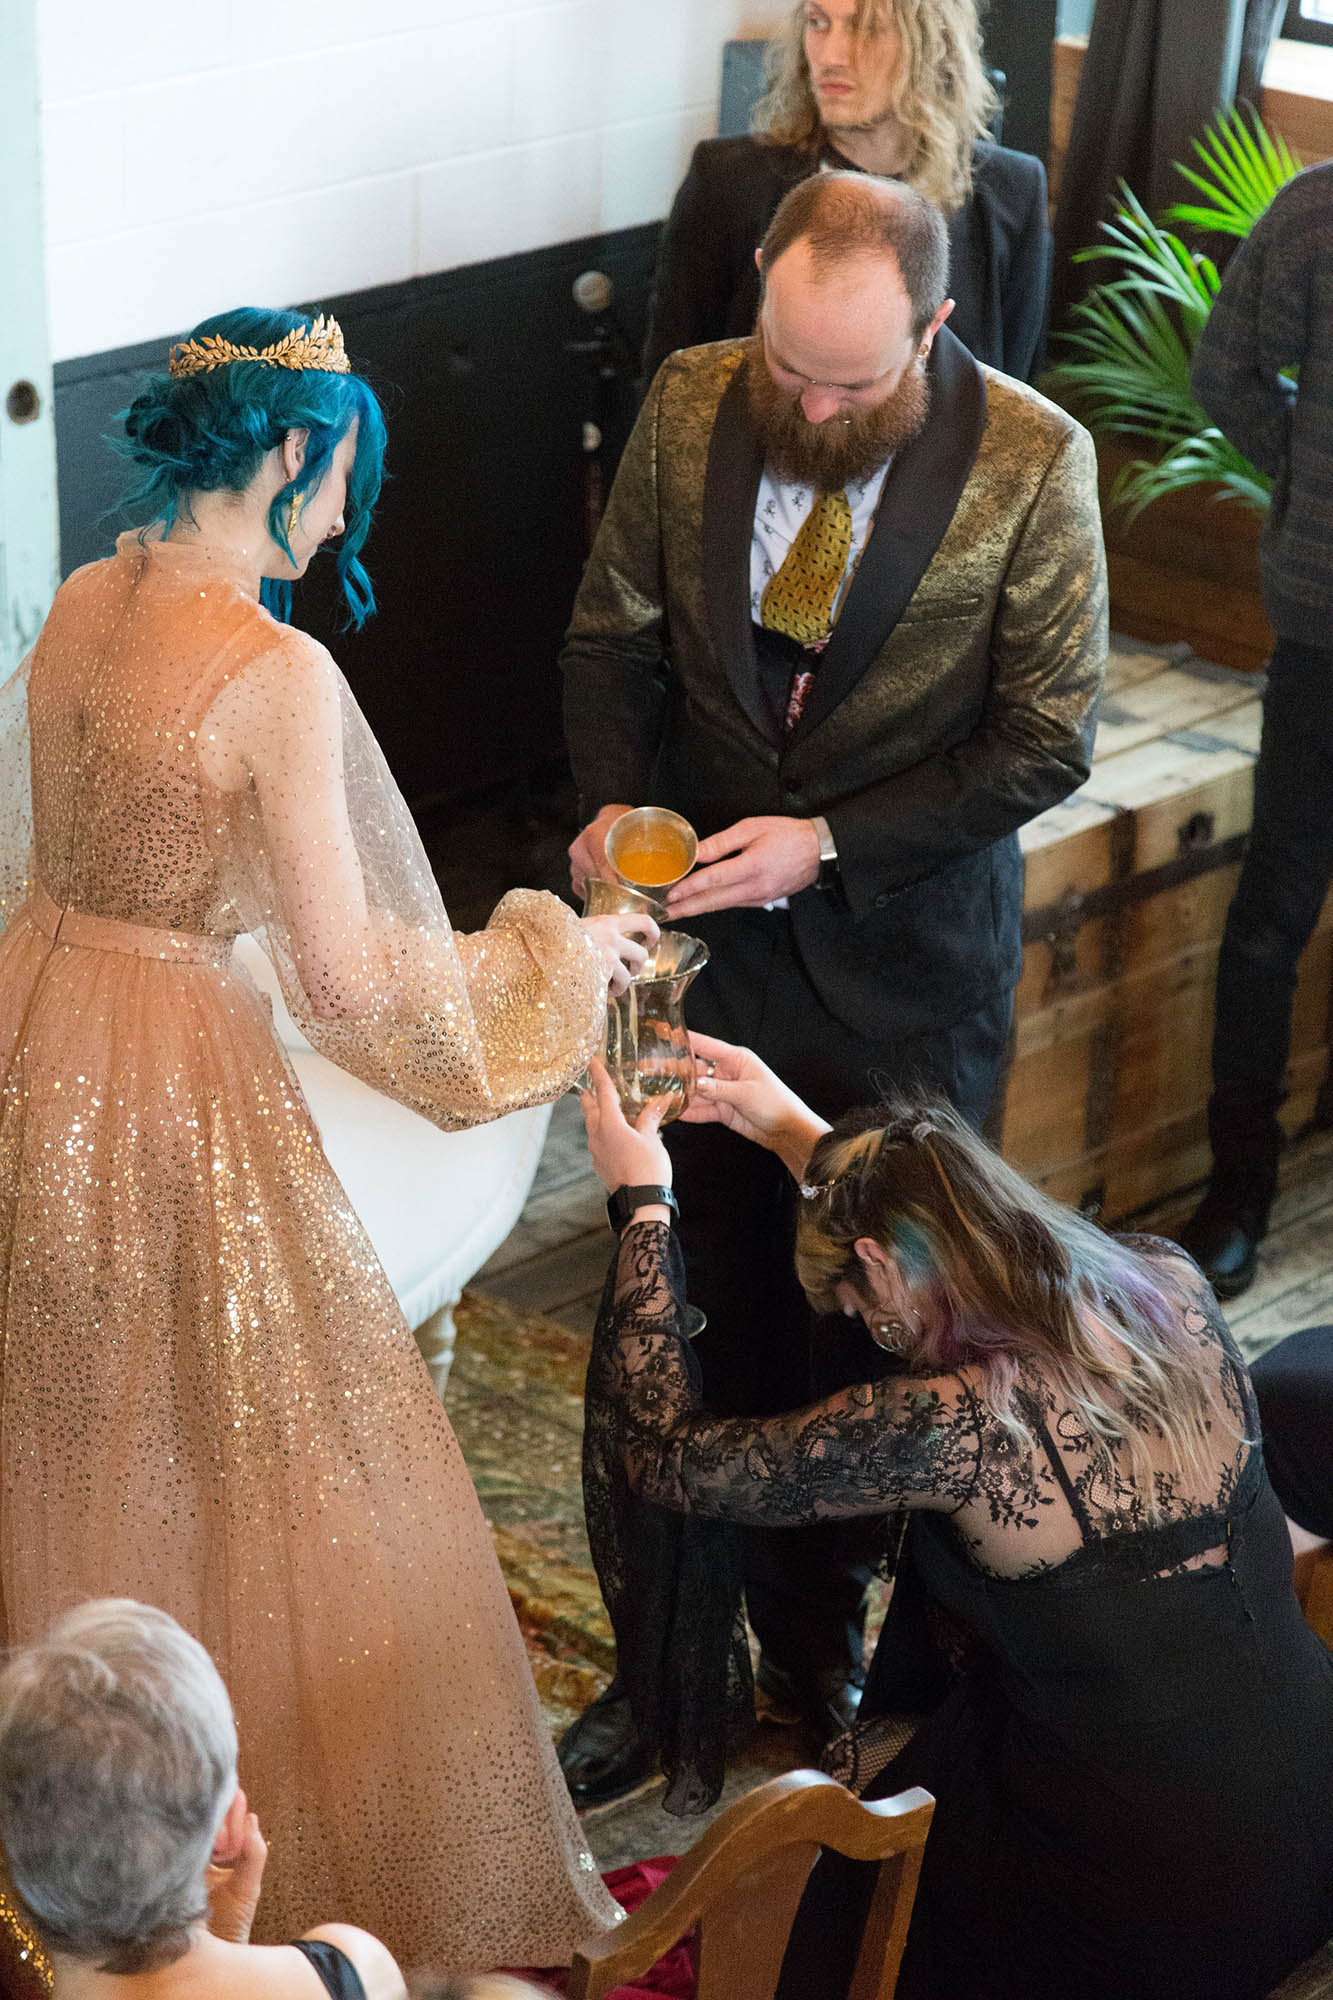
left=0, top=307, right=646, bottom=1980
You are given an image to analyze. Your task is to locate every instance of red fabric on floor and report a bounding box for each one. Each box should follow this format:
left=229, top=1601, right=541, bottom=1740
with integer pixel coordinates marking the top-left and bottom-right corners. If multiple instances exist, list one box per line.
left=519, top=1856, right=695, bottom=1998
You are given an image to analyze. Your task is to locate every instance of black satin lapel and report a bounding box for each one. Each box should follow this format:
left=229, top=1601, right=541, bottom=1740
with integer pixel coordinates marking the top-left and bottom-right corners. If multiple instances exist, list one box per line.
left=703, top=358, right=770, bottom=743
left=790, top=327, right=989, bottom=745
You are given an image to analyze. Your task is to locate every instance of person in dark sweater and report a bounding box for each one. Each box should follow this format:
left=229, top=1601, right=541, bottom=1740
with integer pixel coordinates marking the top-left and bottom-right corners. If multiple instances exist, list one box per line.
left=641, top=0, right=1051, bottom=389
left=1178, top=162, right=1333, bottom=1298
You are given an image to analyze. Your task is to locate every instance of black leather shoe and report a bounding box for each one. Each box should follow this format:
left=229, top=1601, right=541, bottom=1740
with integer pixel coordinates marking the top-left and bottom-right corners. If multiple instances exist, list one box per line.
left=556, top=1681, right=659, bottom=1810
left=755, top=1655, right=863, bottom=1744
left=1177, top=1190, right=1265, bottom=1300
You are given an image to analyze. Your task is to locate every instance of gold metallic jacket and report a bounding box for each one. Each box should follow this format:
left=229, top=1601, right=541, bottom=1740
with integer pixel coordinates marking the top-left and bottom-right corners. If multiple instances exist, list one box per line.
left=562, top=328, right=1107, bottom=1039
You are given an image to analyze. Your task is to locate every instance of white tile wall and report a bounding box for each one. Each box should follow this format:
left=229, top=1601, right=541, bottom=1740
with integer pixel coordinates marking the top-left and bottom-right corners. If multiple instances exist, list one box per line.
left=39, top=0, right=789, bottom=362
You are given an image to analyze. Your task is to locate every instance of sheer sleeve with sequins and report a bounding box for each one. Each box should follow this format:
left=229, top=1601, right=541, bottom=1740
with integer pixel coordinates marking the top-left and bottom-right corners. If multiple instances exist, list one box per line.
left=200, top=629, right=607, bottom=1130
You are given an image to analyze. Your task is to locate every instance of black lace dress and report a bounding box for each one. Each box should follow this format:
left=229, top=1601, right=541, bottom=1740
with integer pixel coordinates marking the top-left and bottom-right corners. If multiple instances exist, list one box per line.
left=584, top=1222, right=1333, bottom=2000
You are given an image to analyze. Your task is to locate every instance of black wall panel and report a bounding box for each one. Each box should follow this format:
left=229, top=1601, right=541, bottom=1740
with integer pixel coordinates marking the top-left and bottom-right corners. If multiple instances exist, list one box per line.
left=981, top=0, right=1060, bottom=164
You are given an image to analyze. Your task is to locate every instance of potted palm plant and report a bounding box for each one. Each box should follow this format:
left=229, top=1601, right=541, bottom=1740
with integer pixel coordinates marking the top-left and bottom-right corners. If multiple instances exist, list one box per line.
left=1046, top=108, right=1302, bottom=668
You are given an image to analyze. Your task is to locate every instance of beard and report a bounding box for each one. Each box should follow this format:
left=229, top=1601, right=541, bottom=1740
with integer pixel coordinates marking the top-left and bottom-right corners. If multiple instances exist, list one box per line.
left=744, top=333, right=932, bottom=489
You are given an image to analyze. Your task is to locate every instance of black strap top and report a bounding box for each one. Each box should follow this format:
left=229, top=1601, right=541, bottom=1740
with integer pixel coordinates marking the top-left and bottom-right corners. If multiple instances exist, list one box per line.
left=289, top=1938, right=368, bottom=2000
left=1020, top=1398, right=1263, bottom=1587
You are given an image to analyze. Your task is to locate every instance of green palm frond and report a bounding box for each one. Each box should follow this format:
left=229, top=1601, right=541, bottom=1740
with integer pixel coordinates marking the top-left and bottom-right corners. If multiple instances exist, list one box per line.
left=1053, top=189, right=1211, bottom=444
left=1046, top=107, right=1303, bottom=520
left=1056, top=318, right=1191, bottom=402
left=1111, top=431, right=1274, bottom=524
left=1164, top=103, right=1302, bottom=238
left=1075, top=186, right=1221, bottom=337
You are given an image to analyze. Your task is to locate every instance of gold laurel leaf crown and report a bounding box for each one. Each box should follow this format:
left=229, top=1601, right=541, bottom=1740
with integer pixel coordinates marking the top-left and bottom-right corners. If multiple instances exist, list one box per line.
left=167, top=313, right=350, bottom=380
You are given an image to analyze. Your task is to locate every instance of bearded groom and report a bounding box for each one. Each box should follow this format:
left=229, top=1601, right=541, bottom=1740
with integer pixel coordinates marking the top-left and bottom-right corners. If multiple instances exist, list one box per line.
left=559, top=170, right=1108, bottom=1806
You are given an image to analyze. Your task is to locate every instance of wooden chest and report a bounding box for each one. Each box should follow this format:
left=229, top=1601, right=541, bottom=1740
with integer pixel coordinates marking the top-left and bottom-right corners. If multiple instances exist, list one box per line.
left=997, top=648, right=1333, bottom=1221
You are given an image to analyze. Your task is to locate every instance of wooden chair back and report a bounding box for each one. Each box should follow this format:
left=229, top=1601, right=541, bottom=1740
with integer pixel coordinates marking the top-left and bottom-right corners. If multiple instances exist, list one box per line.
left=567, top=1769, right=934, bottom=2000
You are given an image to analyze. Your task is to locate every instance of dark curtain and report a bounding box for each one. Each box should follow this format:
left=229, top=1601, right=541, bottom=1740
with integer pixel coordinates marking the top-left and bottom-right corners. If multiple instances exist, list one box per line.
left=1051, top=0, right=1286, bottom=326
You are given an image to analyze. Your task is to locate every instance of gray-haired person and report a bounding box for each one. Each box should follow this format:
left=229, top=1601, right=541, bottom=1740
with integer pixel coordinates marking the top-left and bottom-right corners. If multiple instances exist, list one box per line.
left=0, top=1601, right=404, bottom=2000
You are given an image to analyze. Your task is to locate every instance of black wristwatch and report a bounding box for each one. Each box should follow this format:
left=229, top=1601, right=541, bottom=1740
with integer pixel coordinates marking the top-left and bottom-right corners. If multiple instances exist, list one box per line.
left=606, top=1184, right=679, bottom=1233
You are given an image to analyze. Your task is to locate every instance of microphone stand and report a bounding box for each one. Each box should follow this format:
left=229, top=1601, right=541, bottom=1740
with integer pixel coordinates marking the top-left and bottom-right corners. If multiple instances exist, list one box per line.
left=564, top=272, right=631, bottom=551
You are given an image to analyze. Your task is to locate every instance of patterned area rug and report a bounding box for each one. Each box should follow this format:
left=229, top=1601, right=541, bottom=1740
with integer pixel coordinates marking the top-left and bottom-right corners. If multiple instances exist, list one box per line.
left=444, top=1289, right=614, bottom=1739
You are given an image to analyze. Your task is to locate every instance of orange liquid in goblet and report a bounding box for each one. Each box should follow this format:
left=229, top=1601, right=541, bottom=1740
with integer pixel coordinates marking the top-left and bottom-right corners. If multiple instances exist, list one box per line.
left=613, top=839, right=690, bottom=887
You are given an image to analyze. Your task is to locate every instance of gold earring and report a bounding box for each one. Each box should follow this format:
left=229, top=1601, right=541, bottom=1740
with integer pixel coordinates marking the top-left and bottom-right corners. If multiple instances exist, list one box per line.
left=286, top=491, right=306, bottom=540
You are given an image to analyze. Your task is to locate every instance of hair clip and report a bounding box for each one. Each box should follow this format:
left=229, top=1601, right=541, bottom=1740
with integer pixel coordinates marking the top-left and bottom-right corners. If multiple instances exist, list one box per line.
left=798, top=1180, right=835, bottom=1200
left=877, top=1116, right=937, bottom=1146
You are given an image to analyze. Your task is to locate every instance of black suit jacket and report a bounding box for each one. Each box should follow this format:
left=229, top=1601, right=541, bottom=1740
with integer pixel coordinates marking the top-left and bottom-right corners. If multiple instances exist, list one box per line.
left=562, top=328, right=1107, bottom=1044
left=641, top=135, right=1052, bottom=388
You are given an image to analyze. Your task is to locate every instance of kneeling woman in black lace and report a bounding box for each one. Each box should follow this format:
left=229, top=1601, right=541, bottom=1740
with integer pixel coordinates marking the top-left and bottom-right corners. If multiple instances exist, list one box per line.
left=580, top=1044, right=1333, bottom=2000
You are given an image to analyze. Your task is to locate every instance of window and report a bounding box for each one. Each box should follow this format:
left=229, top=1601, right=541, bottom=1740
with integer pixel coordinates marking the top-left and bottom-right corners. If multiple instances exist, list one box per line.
left=1284, top=0, right=1333, bottom=46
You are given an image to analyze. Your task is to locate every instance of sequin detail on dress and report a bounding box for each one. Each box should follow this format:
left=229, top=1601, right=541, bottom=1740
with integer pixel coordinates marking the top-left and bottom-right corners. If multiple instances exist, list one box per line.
left=0, top=533, right=619, bottom=1973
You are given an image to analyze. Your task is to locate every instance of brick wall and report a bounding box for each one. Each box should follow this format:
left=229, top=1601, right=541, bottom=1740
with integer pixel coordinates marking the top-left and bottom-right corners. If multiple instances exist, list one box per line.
left=38, top=0, right=787, bottom=363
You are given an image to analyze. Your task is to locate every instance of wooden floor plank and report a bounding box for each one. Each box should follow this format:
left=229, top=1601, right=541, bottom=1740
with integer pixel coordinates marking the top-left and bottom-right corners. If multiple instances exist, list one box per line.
left=478, top=1182, right=605, bottom=1277
left=1232, top=1266, right=1333, bottom=1358
left=484, top=1227, right=611, bottom=1319
left=528, top=1095, right=597, bottom=1198
left=1226, top=1195, right=1333, bottom=1329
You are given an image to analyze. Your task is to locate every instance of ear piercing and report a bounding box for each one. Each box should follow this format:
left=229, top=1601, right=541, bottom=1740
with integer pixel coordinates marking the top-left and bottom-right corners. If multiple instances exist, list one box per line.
left=869, top=1307, right=923, bottom=1354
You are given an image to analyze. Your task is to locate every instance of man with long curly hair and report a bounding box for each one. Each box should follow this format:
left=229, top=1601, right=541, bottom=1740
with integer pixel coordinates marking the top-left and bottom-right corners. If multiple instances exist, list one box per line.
left=642, top=0, right=1050, bottom=389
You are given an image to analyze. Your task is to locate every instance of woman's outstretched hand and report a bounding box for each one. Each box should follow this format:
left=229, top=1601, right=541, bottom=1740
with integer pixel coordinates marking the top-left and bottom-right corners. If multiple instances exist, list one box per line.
left=582, top=912, right=660, bottom=997
left=683, top=1033, right=830, bottom=1181
left=581, top=1057, right=673, bottom=1194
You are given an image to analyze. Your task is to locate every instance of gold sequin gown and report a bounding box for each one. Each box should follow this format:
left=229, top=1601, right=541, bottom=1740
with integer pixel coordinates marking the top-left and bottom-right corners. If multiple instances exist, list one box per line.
left=0, top=533, right=620, bottom=1973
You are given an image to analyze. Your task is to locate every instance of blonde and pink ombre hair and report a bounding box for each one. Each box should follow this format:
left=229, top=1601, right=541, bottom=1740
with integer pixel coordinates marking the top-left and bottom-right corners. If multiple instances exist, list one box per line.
left=796, top=1101, right=1238, bottom=1513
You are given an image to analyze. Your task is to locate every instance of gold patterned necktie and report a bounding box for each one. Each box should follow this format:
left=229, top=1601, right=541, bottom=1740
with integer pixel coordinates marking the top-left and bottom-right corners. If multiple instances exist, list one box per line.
left=760, top=487, right=853, bottom=647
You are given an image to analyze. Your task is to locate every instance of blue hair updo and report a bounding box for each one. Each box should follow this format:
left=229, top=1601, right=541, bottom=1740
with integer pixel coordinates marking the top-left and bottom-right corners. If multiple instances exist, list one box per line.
left=117, top=306, right=387, bottom=628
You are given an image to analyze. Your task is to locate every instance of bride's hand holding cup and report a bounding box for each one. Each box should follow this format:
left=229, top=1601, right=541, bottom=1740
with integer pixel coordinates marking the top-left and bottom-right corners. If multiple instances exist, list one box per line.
left=581, top=911, right=660, bottom=998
